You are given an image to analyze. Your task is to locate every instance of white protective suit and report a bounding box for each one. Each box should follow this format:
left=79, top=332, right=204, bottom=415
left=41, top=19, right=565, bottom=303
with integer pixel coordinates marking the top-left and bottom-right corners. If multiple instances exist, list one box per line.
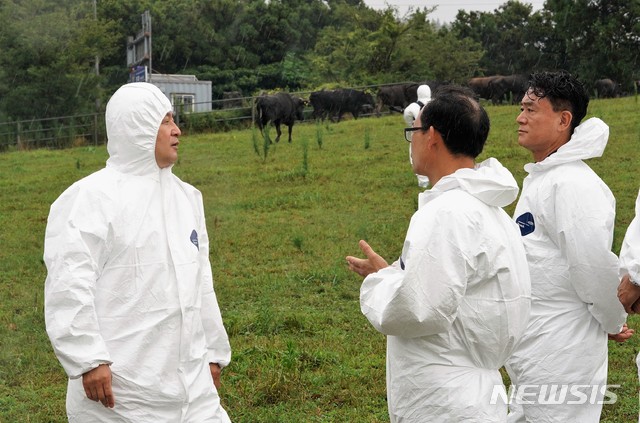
left=360, top=158, right=532, bottom=423
left=44, top=83, right=232, bottom=422
left=505, top=118, right=626, bottom=423
left=404, top=85, right=432, bottom=188
left=403, top=85, right=432, bottom=126
left=618, top=189, right=640, bottom=423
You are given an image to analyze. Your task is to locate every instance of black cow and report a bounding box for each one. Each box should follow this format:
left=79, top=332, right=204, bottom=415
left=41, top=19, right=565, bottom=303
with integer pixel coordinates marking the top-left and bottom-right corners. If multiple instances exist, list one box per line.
left=467, top=76, right=503, bottom=104
left=255, top=92, right=305, bottom=143
left=489, top=74, right=529, bottom=104
left=310, top=89, right=375, bottom=122
left=376, top=84, right=411, bottom=115
left=309, top=90, right=335, bottom=121
left=594, top=78, right=619, bottom=98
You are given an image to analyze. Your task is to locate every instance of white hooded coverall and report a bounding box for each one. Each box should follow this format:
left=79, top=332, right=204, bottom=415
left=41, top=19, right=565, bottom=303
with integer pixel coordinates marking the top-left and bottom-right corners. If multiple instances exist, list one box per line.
left=44, top=83, right=232, bottom=422
left=618, top=190, right=640, bottom=423
left=360, top=158, right=532, bottom=423
left=505, top=118, right=626, bottom=423
left=404, top=84, right=432, bottom=188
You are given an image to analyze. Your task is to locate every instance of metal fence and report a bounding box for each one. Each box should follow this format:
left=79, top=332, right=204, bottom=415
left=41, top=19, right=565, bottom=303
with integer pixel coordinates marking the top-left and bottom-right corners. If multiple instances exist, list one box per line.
left=0, top=83, right=406, bottom=152
left=0, top=113, right=105, bottom=151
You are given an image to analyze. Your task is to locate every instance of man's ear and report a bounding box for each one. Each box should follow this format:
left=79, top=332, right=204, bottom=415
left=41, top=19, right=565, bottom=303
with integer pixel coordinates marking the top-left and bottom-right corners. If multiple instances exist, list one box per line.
left=559, top=110, right=573, bottom=131
left=427, top=126, right=440, bottom=148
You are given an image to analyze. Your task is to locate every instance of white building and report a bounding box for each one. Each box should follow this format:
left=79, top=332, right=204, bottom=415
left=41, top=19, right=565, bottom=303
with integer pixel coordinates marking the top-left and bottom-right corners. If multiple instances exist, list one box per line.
left=150, top=74, right=212, bottom=114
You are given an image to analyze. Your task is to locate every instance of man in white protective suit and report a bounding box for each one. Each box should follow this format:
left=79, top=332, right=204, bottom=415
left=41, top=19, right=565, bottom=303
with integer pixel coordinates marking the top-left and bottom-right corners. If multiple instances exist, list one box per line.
left=505, top=71, right=631, bottom=423
left=403, top=84, right=431, bottom=188
left=346, top=85, right=532, bottom=422
left=44, top=82, right=232, bottom=422
left=616, top=193, right=640, bottom=423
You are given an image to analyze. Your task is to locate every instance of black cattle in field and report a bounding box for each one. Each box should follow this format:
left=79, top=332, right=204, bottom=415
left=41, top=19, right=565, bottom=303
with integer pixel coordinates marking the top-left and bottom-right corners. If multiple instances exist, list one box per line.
left=310, top=89, right=375, bottom=122
left=489, top=74, right=529, bottom=104
left=376, top=84, right=411, bottom=115
left=255, top=92, right=305, bottom=143
left=594, top=78, right=619, bottom=98
left=467, top=76, right=503, bottom=104
left=309, top=90, right=335, bottom=121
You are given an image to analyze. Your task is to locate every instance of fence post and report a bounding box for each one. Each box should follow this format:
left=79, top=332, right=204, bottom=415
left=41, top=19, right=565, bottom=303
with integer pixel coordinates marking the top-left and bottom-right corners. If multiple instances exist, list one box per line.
left=251, top=97, right=255, bottom=127
left=16, top=121, right=21, bottom=148
left=94, top=113, right=98, bottom=146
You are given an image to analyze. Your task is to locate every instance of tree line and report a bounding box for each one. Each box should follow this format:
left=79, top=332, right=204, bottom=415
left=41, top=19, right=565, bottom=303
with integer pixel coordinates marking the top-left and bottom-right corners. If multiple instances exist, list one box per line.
left=0, top=0, right=637, bottom=123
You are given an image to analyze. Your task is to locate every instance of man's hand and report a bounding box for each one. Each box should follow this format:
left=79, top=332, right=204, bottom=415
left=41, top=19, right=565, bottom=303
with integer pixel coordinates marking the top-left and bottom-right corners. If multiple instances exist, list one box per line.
left=209, top=363, right=222, bottom=390
left=82, top=364, right=114, bottom=408
left=608, top=323, right=635, bottom=343
left=617, top=274, right=640, bottom=314
left=346, top=240, right=389, bottom=278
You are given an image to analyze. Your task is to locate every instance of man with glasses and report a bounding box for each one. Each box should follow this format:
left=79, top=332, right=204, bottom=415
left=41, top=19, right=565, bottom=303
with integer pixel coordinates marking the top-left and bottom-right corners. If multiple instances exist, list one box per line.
left=504, top=71, right=630, bottom=422
left=346, top=85, right=531, bottom=422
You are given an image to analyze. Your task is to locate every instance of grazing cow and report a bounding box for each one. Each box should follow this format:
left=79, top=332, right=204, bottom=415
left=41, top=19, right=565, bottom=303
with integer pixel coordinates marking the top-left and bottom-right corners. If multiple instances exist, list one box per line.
left=467, top=76, right=503, bottom=104
left=376, top=84, right=411, bottom=115
left=310, top=89, right=375, bottom=122
left=255, top=92, right=305, bottom=143
left=594, top=78, right=619, bottom=98
left=489, top=74, right=529, bottom=104
left=309, top=90, right=335, bottom=121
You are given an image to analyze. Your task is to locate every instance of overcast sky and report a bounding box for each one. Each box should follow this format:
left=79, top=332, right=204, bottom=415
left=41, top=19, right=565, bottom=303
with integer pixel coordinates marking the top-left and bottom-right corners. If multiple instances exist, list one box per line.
left=362, top=0, right=545, bottom=24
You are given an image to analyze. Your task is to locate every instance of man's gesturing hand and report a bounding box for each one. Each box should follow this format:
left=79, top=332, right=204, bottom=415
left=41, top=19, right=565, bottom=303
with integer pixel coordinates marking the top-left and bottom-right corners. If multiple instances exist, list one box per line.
left=82, top=364, right=115, bottom=408
left=346, top=240, right=389, bottom=278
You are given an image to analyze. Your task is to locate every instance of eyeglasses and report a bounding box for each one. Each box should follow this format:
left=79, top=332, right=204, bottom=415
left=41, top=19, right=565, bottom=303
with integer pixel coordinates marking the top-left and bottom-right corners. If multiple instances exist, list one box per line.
left=404, top=127, right=425, bottom=142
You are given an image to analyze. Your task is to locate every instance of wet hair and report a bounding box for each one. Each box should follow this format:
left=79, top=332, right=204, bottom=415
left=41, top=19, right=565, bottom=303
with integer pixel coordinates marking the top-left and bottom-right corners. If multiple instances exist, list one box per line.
left=419, top=85, right=489, bottom=158
left=527, top=71, right=589, bottom=133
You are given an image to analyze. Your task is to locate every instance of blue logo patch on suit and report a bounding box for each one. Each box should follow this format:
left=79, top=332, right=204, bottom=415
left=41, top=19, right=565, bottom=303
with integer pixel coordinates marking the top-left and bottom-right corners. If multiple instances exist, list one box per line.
left=516, top=212, right=535, bottom=236
left=190, top=229, right=199, bottom=250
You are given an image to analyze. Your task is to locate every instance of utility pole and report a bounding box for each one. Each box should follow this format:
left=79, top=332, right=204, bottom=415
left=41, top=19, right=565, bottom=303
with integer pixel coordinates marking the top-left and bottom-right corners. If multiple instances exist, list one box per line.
left=93, top=0, right=99, bottom=79
left=93, top=0, right=100, bottom=145
left=127, top=11, right=152, bottom=82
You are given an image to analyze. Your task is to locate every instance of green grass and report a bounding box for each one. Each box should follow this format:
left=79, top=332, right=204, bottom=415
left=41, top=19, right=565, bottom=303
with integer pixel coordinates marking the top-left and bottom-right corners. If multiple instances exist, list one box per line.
left=1, top=96, right=639, bottom=422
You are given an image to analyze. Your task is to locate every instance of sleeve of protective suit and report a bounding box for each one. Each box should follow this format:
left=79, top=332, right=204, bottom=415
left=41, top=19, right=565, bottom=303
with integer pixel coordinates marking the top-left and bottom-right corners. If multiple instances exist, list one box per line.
left=360, top=211, right=468, bottom=338
left=619, top=190, right=640, bottom=282
left=554, top=178, right=626, bottom=334
left=43, top=185, right=113, bottom=379
left=195, top=192, right=231, bottom=368
left=403, top=103, right=418, bottom=126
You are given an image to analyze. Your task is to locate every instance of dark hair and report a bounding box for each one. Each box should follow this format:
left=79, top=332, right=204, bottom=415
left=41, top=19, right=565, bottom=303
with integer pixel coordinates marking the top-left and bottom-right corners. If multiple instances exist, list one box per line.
left=419, top=85, right=489, bottom=158
left=527, top=71, right=589, bottom=133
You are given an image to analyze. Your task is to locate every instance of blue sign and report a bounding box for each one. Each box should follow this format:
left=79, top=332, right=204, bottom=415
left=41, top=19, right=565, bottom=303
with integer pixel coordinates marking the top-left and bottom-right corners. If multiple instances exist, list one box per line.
left=130, top=66, right=147, bottom=82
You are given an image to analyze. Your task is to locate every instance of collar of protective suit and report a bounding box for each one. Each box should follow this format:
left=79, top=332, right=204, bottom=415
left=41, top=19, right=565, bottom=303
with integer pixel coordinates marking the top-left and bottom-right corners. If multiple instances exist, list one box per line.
left=525, top=117, right=609, bottom=173
left=418, top=157, right=519, bottom=209
left=105, top=82, right=173, bottom=177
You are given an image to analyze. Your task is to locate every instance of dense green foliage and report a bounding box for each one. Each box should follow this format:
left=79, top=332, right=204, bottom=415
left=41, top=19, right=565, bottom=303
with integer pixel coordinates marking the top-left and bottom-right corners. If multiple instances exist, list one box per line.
left=453, top=0, right=640, bottom=91
left=0, top=0, right=638, bottom=122
left=1, top=97, right=640, bottom=421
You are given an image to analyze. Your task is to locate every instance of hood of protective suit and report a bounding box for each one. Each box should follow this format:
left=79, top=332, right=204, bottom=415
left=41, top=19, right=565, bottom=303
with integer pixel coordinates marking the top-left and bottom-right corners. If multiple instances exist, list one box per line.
left=525, top=117, right=609, bottom=173
left=417, top=84, right=431, bottom=104
left=420, top=157, right=519, bottom=208
left=105, top=82, right=173, bottom=176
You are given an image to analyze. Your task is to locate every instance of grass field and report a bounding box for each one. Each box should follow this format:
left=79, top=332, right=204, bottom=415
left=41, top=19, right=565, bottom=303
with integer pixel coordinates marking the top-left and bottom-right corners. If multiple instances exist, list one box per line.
left=1, top=96, right=639, bottom=422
